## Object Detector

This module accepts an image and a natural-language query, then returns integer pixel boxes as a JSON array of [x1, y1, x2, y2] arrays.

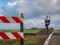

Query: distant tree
[[50, 27, 54, 30], [31, 27, 37, 30]]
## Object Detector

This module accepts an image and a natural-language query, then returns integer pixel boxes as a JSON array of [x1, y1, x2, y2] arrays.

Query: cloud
[[24, 18, 45, 29], [51, 15, 60, 22], [14, 0, 60, 18], [0, 2, 3, 8], [17, 0, 28, 8], [51, 0, 57, 6], [19, 0, 27, 3], [0, 8, 4, 14], [0, 2, 5, 15], [1, 0, 60, 16], [16, 0, 30, 13], [0, 8, 6, 15], [7, 1, 17, 8], [50, 23, 60, 30]]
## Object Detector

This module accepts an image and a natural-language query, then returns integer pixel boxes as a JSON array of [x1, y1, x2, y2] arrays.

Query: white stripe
[[6, 17, 16, 23], [5, 32, 16, 39], [43, 32, 54, 45], [0, 19, 4, 23], [0, 36, 3, 39], [18, 32, 23, 38]]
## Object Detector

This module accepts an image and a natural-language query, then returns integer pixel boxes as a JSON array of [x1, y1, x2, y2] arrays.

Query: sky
[[0, 0, 60, 30]]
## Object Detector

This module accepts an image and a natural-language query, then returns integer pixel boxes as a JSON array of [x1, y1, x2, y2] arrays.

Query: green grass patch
[[24, 30, 40, 33], [0, 30, 40, 34], [0, 30, 20, 32]]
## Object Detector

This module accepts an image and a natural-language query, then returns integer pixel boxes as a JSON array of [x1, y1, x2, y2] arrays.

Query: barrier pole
[[20, 23, 24, 45], [20, 13, 24, 45]]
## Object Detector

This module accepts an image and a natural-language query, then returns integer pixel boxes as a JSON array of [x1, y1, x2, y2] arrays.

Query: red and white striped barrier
[[0, 16, 23, 24], [0, 16, 23, 39], [0, 32, 23, 39]]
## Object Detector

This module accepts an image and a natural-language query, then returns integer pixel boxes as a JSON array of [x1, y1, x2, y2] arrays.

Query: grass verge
[[24, 36, 47, 45], [0, 39, 20, 45]]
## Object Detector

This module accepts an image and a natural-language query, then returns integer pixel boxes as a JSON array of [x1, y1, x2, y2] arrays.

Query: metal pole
[[20, 13, 24, 45], [46, 25, 48, 32], [20, 23, 24, 45], [20, 23, 23, 32]]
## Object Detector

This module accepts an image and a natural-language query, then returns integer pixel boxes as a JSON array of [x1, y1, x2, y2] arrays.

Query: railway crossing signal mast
[[44, 11, 50, 32]]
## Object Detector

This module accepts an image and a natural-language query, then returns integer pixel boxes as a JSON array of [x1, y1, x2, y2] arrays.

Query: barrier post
[[20, 13, 24, 45]]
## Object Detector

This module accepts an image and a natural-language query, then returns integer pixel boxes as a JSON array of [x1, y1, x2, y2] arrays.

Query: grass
[[0, 39, 20, 45], [24, 36, 47, 45], [24, 30, 40, 33], [0, 30, 40, 34], [0, 30, 20, 32], [38, 29, 54, 34]]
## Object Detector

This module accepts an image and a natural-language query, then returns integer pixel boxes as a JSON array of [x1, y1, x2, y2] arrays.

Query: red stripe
[[0, 32, 9, 39], [11, 32, 22, 39], [12, 17, 23, 24], [0, 16, 10, 23]]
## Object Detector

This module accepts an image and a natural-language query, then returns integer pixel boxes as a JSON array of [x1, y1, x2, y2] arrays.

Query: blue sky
[[0, 0, 60, 30]]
